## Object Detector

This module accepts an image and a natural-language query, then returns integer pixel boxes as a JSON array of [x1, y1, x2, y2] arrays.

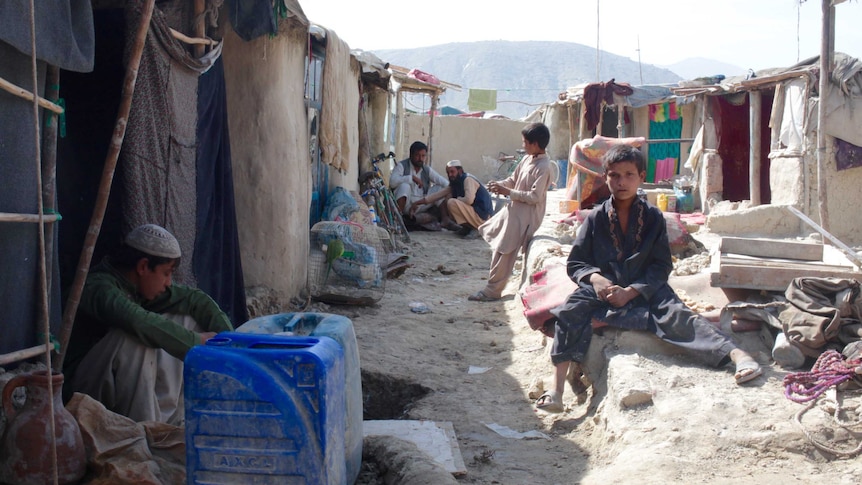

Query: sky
[[301, 0, 862, 71]]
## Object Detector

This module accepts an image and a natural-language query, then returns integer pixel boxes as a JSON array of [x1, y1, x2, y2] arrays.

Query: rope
[[793, 388, 862, 458], [784, 350, 862, 403], [785, 350, 862, 458]]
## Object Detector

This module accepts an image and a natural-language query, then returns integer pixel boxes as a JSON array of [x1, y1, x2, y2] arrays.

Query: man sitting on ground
[[412, 159, 494, 238], [389, 141, 451, 231], [64, 224, 233, 423]]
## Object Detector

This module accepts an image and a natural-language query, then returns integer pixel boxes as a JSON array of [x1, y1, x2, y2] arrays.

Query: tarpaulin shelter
[[0, 0, 323, 364]]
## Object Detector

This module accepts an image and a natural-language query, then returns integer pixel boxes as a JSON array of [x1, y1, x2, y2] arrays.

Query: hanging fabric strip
[[468, 88, 497, 112]]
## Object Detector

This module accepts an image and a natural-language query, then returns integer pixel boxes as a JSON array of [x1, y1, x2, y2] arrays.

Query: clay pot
[[1, 370, 87, 485]]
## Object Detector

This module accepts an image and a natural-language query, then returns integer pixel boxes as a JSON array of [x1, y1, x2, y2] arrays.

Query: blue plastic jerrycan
[[185, 333, 346, 485]]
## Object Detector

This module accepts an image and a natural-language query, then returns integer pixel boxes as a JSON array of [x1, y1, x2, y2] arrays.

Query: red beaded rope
[[784, 350, 862, 403]]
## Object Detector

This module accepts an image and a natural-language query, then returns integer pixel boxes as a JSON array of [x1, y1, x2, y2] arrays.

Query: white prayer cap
[[446, 160, 462, 168], [125, 224, 182, 258]]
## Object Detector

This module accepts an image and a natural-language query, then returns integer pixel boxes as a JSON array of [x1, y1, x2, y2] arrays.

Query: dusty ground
[[308, 189, 862, 485]]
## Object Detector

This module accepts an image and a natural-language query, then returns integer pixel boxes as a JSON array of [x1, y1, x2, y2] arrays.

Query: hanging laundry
[[654, 158, 676, 183], [468, 89, 497, 111], [582, 79, 634, 131], [647, 102, 683, 182], [668, 101, 679, 120]]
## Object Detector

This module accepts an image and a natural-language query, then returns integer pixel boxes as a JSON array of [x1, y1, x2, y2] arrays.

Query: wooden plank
[[718, 254, 852, 270], [719, 237, 823, 261], [0, 344, 51, 366], [363, 420, 467, 476], [787, 206, 862, 270], [0, 212, 60, 223], [711, 260, 862, 291]]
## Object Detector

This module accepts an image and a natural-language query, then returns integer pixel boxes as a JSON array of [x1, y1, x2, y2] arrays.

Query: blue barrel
[[556, 159, 568, 189], [185, 334, 346, 485], [237, 313, 362, 485]]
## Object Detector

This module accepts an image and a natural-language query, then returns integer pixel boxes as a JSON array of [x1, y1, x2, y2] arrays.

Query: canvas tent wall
[[0, 0, 317, 360], [0, 0, 95, 357], [56, 3, 248, 327]]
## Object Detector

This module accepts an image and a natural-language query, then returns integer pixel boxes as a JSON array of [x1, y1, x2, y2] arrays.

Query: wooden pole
[[41, 65, 60, 310], [815, 0, 833, 231], [0, 213, 61, 223], [0, 344, 53, 367], [55, 0, 156, 372], [0, 76, 64, 114], [597, 104, 605, 137], [395, 90, 405, 158], [748, 90, 762, 206], [428, 93, 438, 168], [170, 28, 216, 46], [193, 0, 206, 57], [578, 101, 586, 141], [26, 1, 58, 481], [616, 103, 624, 138]]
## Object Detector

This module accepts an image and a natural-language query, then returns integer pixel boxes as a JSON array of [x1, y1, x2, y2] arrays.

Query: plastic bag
[[324, 186, 360, 222]]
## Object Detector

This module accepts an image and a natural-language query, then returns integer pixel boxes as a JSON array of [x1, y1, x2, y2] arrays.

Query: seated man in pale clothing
[[411, 159, 494, 239], [389, 140, 451, 231], [63, 224, 233, 423]]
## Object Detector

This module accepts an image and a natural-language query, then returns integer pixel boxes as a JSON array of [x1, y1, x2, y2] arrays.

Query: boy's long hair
[[521, 123, 550, 150], [111, 243, 180, 271], [602, 145, 646, 174]]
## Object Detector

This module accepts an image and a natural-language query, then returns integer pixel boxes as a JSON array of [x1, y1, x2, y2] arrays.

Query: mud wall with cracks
[[402, 114, 527, 183], [223, 22, 311, 299], [820, 137, 862, 244]]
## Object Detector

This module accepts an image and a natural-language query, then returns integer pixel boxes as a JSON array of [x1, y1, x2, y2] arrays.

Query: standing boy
[[64, 224, 233, 423], [469, 122, 553, 301], [536, 145, 761, 412]]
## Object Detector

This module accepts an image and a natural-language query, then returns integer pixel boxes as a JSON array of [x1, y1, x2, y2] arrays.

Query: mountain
[[373, 41, 682, 120], [662, 57, 747, 81]]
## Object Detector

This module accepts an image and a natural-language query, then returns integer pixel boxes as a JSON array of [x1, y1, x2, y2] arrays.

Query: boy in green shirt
[[64, 224, 233, 423]]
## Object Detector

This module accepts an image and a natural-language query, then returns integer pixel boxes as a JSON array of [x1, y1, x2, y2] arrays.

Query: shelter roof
[[352, 49, 390, 90], [556, 52, 861, 108], [388, 64, 460, 95]]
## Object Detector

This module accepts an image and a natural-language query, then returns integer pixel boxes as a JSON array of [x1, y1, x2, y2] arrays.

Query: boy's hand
[[590, 273, 613, 299], [199, 332, 217, 344], [604, 286, 637, 307], [488, 181, 510, 196]]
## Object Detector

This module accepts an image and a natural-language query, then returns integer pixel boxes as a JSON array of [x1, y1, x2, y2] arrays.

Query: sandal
[[468, 291, 499, 302], [734, 357, 763, 385], [535, 391, 564, 413]]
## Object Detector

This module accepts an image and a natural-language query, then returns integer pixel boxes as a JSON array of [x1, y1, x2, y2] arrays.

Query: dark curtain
[[194, 56, 248, 326], [224, 0, 276, 41]]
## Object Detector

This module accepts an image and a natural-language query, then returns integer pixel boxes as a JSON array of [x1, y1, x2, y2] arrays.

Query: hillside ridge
[[373, 40, 683, 119]]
